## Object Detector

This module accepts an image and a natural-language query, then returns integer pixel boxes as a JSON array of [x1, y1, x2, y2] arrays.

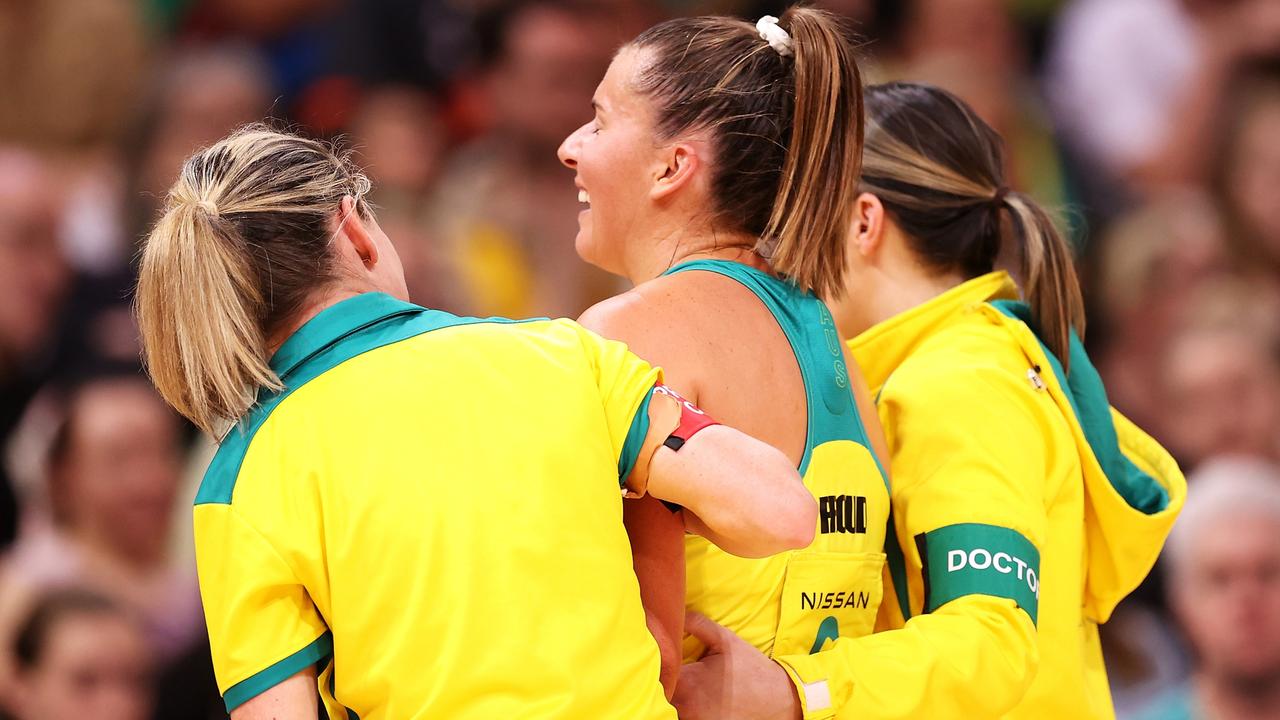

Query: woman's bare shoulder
[[578, 273, 734, 339], [577, 273, 759, 393]]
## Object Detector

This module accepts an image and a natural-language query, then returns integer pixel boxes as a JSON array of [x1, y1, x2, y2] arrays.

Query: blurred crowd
[[0, 0, 1277, 718]]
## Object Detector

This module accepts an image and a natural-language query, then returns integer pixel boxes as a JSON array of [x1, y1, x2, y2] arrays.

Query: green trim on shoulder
[[661, 259, 885, 491], [268, 293, 419, 379], [617, 386, 655, 485], [988, 300, 1168, 514], [223, 632, 333, 712], [196, 293, 539, 506]]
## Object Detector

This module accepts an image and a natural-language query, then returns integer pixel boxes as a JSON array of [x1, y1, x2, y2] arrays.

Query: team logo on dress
[[800, 590, 872, 610], [819, 494, 868, 534]]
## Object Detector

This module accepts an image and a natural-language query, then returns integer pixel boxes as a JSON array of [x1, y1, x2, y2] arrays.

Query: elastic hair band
[[756, 16, 794, 57]]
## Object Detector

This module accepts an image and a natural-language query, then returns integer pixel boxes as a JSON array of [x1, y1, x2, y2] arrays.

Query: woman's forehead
[[597, 48, 653, 119]]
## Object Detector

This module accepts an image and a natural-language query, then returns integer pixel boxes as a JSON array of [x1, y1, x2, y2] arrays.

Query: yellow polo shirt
[[776, 272, 1185, 720], [194, 292, 675, 719]]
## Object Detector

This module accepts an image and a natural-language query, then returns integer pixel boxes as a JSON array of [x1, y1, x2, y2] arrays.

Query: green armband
[[916, 523, 1040, 624]]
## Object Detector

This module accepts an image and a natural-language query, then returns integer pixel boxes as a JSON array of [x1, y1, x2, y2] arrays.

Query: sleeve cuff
[[223, 632, 333, 712], [775, 655, 838, 720], [617, 386, 655, 486]]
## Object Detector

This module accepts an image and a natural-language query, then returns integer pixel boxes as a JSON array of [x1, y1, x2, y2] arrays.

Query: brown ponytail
[[860, 82, 1086, 365], [629, 7, 863, 298], [1004, 192, 1086, 366], [135, 126, 373, 437], [766, 8, 865, 299]]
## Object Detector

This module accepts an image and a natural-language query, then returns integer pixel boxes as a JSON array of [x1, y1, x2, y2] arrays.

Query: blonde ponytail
[[135, 126, 372, 437], [136, 199, 279, 437]]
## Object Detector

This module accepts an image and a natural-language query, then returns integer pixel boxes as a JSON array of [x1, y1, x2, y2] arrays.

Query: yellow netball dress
[[665, 260, 890, 662], [193, 292, 677, 720]]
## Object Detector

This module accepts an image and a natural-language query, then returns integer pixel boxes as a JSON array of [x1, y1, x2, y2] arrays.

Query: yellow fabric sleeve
[[570, 321, 664, 486], [194, 503, 329, 711], [776, 364, 1048, 719], [1079, 409, 1186, 622]]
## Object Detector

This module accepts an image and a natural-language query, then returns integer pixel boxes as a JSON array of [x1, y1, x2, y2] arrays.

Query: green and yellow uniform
[[194, 292, 676, 719], [776, 272, 1186, 720], [666, 260, 890, 663]]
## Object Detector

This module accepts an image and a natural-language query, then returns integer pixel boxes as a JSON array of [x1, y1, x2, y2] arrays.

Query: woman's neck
[[831, 264, 965, 339], [265, 286, 364, 357], [625, 224, 766, 285], [874, 268, 966, 324]]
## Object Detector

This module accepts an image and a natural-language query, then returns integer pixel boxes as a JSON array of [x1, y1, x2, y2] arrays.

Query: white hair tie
[[756, 15, 794, 57]]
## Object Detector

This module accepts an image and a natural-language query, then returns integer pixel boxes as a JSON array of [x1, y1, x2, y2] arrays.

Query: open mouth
[[577, 188, 591, 205]]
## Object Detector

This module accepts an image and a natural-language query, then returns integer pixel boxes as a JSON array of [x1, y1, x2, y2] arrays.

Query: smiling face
[[557, 47, 666, 278]]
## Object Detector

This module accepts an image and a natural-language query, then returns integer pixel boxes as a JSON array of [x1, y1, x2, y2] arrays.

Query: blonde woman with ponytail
[[557, 7, 890, 699], [134, 126, 818, 720], [674, 83, 1188, 720]]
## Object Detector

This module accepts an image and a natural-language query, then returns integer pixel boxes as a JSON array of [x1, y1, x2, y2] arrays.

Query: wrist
[[770, 659, 804, 720]]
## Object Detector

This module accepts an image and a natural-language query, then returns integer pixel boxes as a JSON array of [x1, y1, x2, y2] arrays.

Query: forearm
[[625, 495, 687, 699], [651, 425, 815, 558], [775, 596, 1038, 720]]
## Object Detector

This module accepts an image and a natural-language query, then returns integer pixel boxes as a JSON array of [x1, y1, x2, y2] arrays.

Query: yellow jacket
[[776, 272, 1186, 720]]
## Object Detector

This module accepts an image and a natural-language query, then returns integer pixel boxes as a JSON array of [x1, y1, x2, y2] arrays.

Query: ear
[[850, 192, 887, 260], [335, 196, 378, 269], [649, 142, 701, 202]]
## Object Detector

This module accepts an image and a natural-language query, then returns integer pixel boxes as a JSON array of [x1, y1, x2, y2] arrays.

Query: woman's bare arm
[[625, 495, 687, 698]]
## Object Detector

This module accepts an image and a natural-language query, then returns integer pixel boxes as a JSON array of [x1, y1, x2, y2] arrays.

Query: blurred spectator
[[1, 589, 152, 720], [126, 45, 273, 243], [0, 0, 148, 153], [353, 86, 445, 196], [1136, 457, 1280, 720], [1104, 599, 1193, 719], [328, 0, 474, 92], [0, 377, 201, 703], [879, 0, 1074, 220], [1048, 0, 1280, 199], [350, 85, 460, 308], [0, 150, 71, 550], [195, 0, 337, 39], [1160, 314, 1280, 469], [1090, 191, 1232, 434], [1213, 63, 1280, 280], [368, 194, 461, 311], [428, 0, 635, 318]]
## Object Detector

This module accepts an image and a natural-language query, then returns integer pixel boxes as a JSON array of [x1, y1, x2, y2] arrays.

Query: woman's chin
[[573, 220, 598, 265]]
